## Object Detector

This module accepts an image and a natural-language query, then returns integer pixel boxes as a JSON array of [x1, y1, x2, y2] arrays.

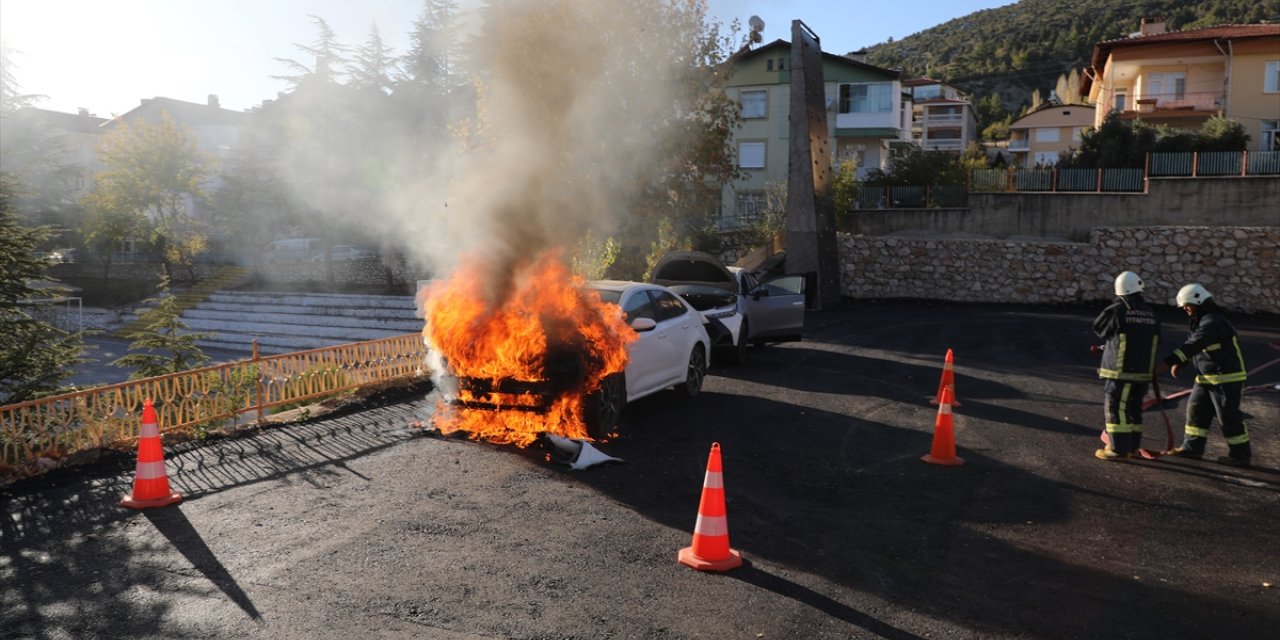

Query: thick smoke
[[267, 0, 694, 302]]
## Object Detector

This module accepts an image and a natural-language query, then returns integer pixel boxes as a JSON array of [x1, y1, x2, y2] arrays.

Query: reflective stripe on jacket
[[1093, 294, 1160, 382], [1164, 302, 1247, 386]]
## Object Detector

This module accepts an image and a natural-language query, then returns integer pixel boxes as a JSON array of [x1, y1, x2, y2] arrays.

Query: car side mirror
[[630, 317, 658, 332]]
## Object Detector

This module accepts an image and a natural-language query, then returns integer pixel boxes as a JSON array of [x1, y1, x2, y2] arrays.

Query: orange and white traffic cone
[[120, 399, 183, 509], [678, 443, 743, 572], [922, 386, 965, 466], [930, 349, 962, 407]]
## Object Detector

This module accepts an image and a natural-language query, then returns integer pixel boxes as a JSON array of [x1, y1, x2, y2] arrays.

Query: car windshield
[[665, 284, 735, 311]]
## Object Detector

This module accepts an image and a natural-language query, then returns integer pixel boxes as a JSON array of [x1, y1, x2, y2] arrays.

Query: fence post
[[253, 339, 264, 425], [1007, 167, 1015, 192], [1051, 168, 1059, 192], [1241, 150, 1248, 176], [1143, 152, 1151, 194], [1096, 167, 1103, 193], [1191, 151, 1198, 177]]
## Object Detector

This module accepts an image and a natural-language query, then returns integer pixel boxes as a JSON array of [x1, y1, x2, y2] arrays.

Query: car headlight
[[705, 309, 737, 320]]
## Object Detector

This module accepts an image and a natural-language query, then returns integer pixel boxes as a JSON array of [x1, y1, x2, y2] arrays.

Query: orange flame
[[421, 251, 635, 446]]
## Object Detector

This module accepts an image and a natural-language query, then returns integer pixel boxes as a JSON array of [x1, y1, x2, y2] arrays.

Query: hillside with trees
[[862, 0, 1277, 114]]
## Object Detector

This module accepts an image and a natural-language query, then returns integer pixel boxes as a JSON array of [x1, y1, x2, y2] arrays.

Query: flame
[[421, 251, 635, 446]]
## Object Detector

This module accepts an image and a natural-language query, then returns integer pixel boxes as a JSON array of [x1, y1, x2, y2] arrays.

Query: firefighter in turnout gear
[[1160, 284, 1251, 467], [1093, 271, 1161, 460]]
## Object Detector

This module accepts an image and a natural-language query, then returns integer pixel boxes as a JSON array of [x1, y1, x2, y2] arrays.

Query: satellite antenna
[[748, 15, 765, 42]]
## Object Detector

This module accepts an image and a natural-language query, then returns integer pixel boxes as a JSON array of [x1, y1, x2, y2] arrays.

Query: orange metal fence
[[0, 333, 429, 469]]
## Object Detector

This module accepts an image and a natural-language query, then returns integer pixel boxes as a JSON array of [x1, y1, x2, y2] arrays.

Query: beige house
[[1083, 20, 1280, 151], [1008, 104, 1097, 167]]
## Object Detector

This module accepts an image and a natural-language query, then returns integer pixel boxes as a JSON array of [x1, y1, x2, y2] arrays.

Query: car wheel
[[583, 373, 625, 440], [676, 346, 707, 398], [725, 319, 748, 364]]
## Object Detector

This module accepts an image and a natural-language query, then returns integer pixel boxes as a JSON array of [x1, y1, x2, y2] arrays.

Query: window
[[1035, 127, 1060, 143], [1266, 61, 1280, 93], [740, 90, 767, 119], [913, 85, 942, 100], [736, 191, 767, 221], [777, 58, 785, 70], [1148, 72, 1185, 99], [651, 290, 688, 322], [1113, 90, 1127, 112], [1034, 152, 1059, 167], [1263, 121, 1280, 151], [839, 82, 894, 114], [738, 141, 765, 168], [1073, 127, 1083, 142], [622, 291, 655, 324]]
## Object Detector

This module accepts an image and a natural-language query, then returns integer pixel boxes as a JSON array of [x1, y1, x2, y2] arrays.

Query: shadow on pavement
[[143, 509, 262, 621]]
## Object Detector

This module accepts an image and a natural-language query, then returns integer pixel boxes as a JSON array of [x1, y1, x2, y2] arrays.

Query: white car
[[651, 251, 805, 363], [580, 280, 712, 437], [434, 280, 711, 439]]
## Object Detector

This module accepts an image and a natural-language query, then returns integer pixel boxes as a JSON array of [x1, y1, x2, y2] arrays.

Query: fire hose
[[1141, 341, 1280, 409]]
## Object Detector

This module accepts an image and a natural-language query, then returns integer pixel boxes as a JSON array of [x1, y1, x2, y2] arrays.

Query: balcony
[[921, 139, 964, 151], [1118, 92, 1223, 122], [923, 113, 965, 125], [1007, 139, 1030, 151]]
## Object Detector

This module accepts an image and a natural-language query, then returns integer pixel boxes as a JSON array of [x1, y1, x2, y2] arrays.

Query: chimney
[[848, 49, 868, 64], [208, 94, 220, 108], [1140, 17, 1167, 36]]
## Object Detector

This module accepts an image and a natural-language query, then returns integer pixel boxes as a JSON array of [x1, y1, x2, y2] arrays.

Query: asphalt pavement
[[3, 300, 1278, 639]]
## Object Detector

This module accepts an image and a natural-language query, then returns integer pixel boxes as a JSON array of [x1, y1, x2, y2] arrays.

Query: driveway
[[3, 301, 1278, 639]]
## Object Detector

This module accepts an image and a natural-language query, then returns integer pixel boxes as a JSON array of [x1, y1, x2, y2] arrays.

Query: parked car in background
[[46, 248, 79, 264], [263, 238, 324, 263], [651, 251, 804, 363], [311, 245, 379, 262]]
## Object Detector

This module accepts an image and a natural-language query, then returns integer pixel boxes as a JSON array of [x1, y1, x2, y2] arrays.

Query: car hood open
[[650, 251, 738, 295]]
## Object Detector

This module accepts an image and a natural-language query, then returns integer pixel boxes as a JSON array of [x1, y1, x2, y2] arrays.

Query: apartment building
[[1007, 104, 1097, 167], [1084, 20, 1280, 151], [720, 40, 911, 226], [0, 107, 107, 202], [903, 78, 980, 154]]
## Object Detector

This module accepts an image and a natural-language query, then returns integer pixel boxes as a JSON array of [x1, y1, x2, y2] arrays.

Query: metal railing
[[971, 167, 1143, 193], [0, 333, 429, 470], [1149, 151, 1280, 177], [1133, 91, 1221, 112], [853, 184, 968, 209]]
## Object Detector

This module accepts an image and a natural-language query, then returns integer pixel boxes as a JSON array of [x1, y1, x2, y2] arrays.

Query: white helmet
[[1176, 283, 1212, 306], [1114, 271, 1144, 296]]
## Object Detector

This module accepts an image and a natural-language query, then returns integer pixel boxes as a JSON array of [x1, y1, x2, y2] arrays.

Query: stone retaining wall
[[838, 226, 1280, 314]]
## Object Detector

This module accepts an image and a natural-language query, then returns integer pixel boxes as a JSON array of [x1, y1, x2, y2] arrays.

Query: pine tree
[[0, 174, 86, 403], [112, 277, 209, 379], [347, 23, 398, 94]]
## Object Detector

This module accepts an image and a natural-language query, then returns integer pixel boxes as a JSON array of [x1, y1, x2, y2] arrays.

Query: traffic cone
[[678, 443, 743, 572], [922, 386, 965, 466], [120, 399, 183, 509], [930, 349, 961, 407]]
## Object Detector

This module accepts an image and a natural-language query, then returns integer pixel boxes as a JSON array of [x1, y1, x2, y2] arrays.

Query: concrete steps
[[113, 265, 251, 338], [126, 290, 423, 356]]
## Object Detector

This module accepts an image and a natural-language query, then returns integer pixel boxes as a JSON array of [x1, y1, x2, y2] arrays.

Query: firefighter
[[1093, 271, 1161, 461], [1160, 284, 1251, 467]]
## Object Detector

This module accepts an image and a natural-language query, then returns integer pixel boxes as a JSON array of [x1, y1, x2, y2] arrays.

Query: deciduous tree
[[87, 113, 211, 281]]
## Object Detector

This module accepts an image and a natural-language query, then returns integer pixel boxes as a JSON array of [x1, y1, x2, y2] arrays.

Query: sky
[[0, 0, 1015, 118]]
